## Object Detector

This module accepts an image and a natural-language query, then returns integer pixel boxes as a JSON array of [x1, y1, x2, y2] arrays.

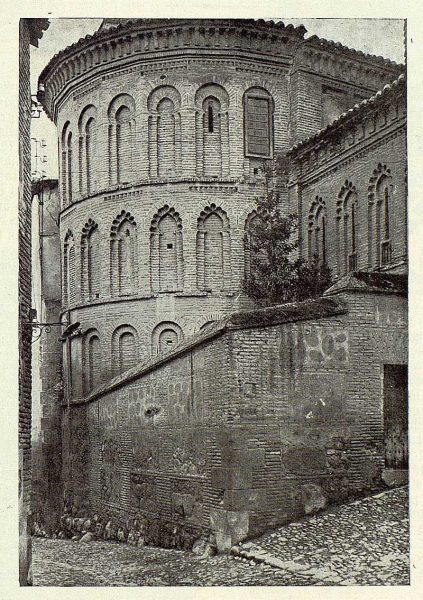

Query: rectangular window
[[245, 95, 272, 158]]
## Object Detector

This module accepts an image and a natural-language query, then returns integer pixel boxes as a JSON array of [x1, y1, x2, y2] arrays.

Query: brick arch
[[147, 85, 181, 112], [195, 84, 230, 178], [244, 208, 265, 278], [308, 196, 327, 264], [197, 204, 230, 229], [61, 121, 73, 206], [336, 181, 358, 276], [150, 206, 184, 293], [194, 83, 229, 110], [63, 229, 76, 306], [111, 324, 139, 376], [110, 211, 137, 297], [368, 163, 392, 204], [368, 164, 394, 269], [82, 327, 101, 395], [196, 205, 231, 292], [110, 210, 137, 235], [80, 219, 100, 302], [151, 321, 184, 355], [107, 94, 136, 185], [78, 105, 98, 195], [107, 93, 136, 120], [240, 79, 278, 99], [193, 312, 225, 333], [78, 104, 97, 133], [147, 86, 181, 179]]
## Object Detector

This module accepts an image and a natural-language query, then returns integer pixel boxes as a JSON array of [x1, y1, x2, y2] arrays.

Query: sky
[[30, 18, 405, 179]]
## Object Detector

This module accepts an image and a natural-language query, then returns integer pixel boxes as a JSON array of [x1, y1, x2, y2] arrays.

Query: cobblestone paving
[[237, 486, 409, 586], [33, 486, 409, 586]]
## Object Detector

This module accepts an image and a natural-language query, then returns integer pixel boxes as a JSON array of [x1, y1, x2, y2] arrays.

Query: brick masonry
[[31, 181, 63, 536], [19, 17, 49, 585], [288, 77, 406, 277], [36, 19, 403, 404], [60, 287, 407, 552], [34, 20, 407, 550]]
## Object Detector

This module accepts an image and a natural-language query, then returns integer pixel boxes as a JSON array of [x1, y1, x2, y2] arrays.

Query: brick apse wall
[[35, 20, 406, 548], [37, 19, 402, 403], [61, 283, 407, 552]]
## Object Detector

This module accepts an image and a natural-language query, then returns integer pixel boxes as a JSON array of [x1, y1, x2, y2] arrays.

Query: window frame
[[243, 89, 274, 159]]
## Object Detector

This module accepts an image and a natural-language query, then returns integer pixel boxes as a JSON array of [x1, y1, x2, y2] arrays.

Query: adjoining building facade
[[34, 19, 407, 551], [19, 17, 49, 585]]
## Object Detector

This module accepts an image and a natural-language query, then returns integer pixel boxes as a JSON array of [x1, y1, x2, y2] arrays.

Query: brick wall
[[36, 22, 401, 407], [289, 81, 406, 276], [31, 181, 63, 537], [19, 20, 33, 585], [61, 288, 407, 551]]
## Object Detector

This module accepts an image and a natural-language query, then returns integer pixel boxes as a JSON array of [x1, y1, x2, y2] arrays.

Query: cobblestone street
[[33, 486, 409, 586]]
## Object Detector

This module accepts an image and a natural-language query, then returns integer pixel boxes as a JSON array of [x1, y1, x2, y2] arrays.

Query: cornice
[[38, 18, 402, 122], [59, 177, 247, 220], [38, 19, 306, 121], [289, 75, 406, 161], [289, 122, 405, 189]]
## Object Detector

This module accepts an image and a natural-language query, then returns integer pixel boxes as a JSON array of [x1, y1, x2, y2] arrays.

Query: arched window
[[157, 98, 176, 178], [78, 105, 98, 195], [151, 321, 184, 355], [377, 178, 392, 267], [111, 325, 138, 376], [110, 211, 137, 297], [108, 94, 136, 185], [195, 84, 230, 178], [336, 182, 358, 275], [244, 209, 264, 278], [196, 205, 231, 292], [308, 197, 327, 264], [368, 164, 393, 268], [150, 206, 184, 292], [147, 86, 181, 179], [61, 122, 73, 206], [63, 230, 76, 305], [81, 219, 100, 301], [83, 328, 101, 394], [244, 87, 274, 158]]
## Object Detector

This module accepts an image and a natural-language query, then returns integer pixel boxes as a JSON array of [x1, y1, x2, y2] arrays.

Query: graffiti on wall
[[301, 327, 349, 366]]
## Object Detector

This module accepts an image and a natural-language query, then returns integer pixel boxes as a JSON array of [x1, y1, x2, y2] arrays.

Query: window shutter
[[245, 95, 272, 158]]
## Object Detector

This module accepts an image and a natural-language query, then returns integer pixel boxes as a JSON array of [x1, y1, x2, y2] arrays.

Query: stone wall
[[61, 283, 407, 552]]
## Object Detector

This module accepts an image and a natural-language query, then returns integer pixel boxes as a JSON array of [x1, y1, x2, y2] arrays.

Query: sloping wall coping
[[69, 295, 347, 407]]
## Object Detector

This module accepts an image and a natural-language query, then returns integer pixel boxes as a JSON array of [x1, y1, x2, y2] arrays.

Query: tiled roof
[[305, 34, 402, 70], [38, 18, 307, 84], [38, 18, 403, 88], [324, 271, 408, 297], [288, 74, 406, 156]]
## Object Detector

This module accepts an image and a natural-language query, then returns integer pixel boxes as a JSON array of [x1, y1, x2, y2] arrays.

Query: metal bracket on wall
[[24, 320, 69, 343]]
